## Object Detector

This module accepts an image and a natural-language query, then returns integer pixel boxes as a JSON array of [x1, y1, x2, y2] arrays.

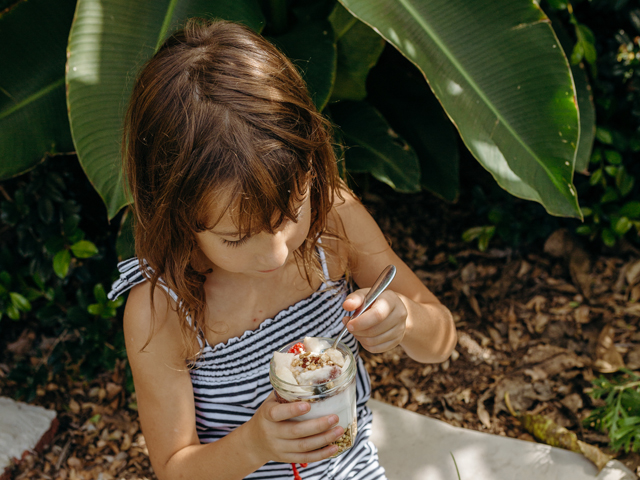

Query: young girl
[[108, 19, 456, 480]]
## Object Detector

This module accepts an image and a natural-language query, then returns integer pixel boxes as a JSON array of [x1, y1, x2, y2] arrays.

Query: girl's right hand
[[246, 392, 344, 464]]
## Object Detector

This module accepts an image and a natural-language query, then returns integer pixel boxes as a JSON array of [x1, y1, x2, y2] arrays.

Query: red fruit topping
[[288, 342, 305, 354]]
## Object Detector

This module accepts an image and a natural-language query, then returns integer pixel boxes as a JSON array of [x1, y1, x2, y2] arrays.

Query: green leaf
[[596, 127, 613, 145], [328, 4, 385, 101], [576, 224, 593, 235], [462, 226, 495, 251], [87, 303, 103, 316], [37, 197, 55, 224], [9, 292, 31, 312], [53, 249, 71, 279], [327, 1, 357, 38], [66, 0, 266, 219], [570, 41, 584, 65], [614, 217, 633, 236], [619, 201, 640, 219], [6, 304, 20, 320], [589, 168, 602, 186], [575, 24, 596, 65], [70, 240, 99, 259], [339, 0, 581, 218], [602, 228, 616, 247], [478, 228, 495, 252], [102, 306, 117, 318], [0, 0, 76, 180], [546, 0, 568, 10], [270, 20, 337, 111], [605, 150, 623, 165], [601, 187, 620, 204], [617, 167, 635, 197], [462, 227, 483, 242], [330, 100, 421, 192], [568, 58, 595, 172], [366, 50, 459, 201], [605, 166, 619, 177], [93, 283, 107, 304]]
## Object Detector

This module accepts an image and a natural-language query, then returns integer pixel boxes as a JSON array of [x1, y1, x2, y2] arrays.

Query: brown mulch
[[3, 187, 640, 479]]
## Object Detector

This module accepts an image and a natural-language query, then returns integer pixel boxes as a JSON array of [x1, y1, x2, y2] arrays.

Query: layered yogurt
[[269, 337, 357, 456]]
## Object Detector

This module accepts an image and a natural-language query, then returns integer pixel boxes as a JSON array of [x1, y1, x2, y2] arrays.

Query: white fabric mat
[[368, 399, 636, 480]]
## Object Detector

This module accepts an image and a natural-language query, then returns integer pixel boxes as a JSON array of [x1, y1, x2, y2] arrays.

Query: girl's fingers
[[359, 337, 402, 354], [282, 415, 340, 440], [342, 289, 368, 312], [265, 400, 311, 423], [284, 425, 344, 454]]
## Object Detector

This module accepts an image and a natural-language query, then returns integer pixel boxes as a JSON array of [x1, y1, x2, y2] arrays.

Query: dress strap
[[107, 257, 205, 350], [316, 238, 331, 281], [107, 258, 148, 301]]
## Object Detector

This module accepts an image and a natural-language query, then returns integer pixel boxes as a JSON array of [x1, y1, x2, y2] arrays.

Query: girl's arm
[[124, 283, 341, 480], [332, 191, 457, 364]]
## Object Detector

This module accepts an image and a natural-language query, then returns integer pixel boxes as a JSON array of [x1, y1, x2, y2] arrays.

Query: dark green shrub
[[551, 0, 640, 247], [464, 1, 640, 251], [0, 156, 126, 400]]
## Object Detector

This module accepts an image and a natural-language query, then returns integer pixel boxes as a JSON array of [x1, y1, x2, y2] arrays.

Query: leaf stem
[[613, 380, 640, 392]]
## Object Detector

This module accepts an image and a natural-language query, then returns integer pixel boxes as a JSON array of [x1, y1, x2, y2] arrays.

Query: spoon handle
[[331, 265, 397, 349]]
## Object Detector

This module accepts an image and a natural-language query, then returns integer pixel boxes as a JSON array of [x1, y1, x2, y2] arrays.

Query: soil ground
[[3, 183, 640, 479]]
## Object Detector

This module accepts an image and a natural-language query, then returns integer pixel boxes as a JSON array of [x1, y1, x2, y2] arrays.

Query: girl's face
[[194, 192, 312, 276]]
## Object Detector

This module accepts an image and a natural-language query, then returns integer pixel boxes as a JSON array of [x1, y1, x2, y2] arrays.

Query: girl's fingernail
[[328, 415, 339, 425], [299, 403, 309, 412]]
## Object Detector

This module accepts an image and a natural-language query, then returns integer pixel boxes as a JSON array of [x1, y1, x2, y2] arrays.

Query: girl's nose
[[259, 230, 289, 267]]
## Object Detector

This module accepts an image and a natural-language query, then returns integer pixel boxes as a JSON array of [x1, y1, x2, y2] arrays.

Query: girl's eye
[[222, 236, 249, 248]]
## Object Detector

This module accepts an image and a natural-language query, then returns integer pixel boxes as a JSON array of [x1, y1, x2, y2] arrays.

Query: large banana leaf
[[328, 4, 385, 102], [339, 0, 582, 218], [330, 100, 421, 192], [548, 11, 595, 174], [66, 0, 265, 219], [367, 49, 460, 201], [0, 0, 76, 180], [269, 19, 337, 111]]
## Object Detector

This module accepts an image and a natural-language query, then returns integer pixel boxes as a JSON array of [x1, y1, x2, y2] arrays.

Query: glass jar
[[269, 337, 358, 457]]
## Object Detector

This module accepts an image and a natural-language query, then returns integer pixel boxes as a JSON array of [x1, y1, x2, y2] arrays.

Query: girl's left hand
[[341, 290, 408, 353]]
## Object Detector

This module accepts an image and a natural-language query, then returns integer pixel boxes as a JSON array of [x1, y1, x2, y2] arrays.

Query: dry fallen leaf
[[594, 324, 625, 373], [477, 391, 492, 429]]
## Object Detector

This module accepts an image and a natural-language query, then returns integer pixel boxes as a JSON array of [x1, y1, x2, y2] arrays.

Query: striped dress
[[108, 249, 387, 480]]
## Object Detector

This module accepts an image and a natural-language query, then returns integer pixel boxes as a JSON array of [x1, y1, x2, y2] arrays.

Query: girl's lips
[[258, 267, 279, 273]]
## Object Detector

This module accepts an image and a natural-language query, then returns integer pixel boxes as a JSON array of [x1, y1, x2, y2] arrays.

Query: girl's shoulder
[[123, 281, 187, 368], [324, 187, 391, 277]]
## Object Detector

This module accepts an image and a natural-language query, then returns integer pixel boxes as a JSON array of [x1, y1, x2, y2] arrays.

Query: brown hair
[[123, 18, 345, 361]]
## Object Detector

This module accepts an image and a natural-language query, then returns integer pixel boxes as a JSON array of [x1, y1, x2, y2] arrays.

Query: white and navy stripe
[[109, 249, 387, 480]]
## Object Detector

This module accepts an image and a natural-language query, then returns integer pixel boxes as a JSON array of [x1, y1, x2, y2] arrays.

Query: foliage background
[[1, 0, 640, 454]]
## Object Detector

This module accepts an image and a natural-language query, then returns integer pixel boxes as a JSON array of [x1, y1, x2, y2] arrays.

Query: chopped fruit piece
[[288, 342, 305, 354]]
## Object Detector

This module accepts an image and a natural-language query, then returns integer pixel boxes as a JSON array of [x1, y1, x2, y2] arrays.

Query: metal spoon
[[329, 264, 397, 350]]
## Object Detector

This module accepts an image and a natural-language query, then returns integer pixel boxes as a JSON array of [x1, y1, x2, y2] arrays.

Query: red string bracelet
[[291, 462, 308, 480]]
